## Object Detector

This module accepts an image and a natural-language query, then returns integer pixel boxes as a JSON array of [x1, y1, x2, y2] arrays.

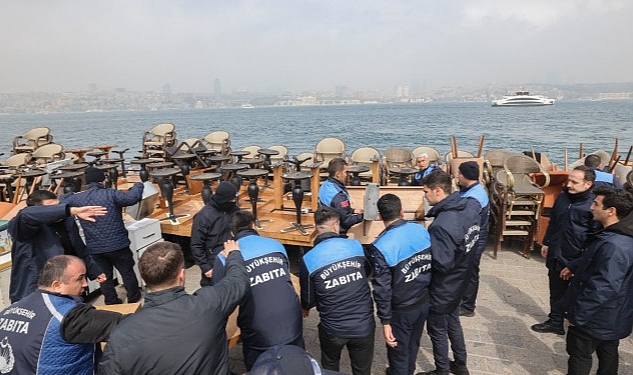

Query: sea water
[[1, 101, 631, 165]]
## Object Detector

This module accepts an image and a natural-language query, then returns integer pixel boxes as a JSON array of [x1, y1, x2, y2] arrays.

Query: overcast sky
[[1, 0, 631, 94]]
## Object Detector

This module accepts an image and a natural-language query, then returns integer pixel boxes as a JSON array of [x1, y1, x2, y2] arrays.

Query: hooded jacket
[[61, 182, 144, 254], [565, 212, 633, 340], [542, 187, 598, 270], [426, 192, 480, 314]]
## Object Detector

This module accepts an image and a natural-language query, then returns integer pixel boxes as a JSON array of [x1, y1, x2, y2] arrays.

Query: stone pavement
[[97, 242, 633, 374]]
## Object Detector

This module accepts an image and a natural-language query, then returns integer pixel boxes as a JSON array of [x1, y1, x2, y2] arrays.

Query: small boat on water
[[491, 91, 555, 107]]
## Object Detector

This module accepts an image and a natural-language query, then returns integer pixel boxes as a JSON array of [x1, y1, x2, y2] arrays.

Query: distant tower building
[[403, 85, 410, 97], [335, 86, 350, 98], [163, 83, 172, 96], [214, 78, 222, 99], [395, 85, 404, 98]]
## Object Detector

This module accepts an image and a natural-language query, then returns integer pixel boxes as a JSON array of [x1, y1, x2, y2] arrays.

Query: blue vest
[[460, 183, 489, 209], [0, 291, 94, 375], [304, 237, 364, 275], [318, 179, 350, 207], [373, 221, 431, 267]]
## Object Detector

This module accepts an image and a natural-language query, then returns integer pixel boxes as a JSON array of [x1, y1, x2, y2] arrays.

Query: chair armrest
[[13, 135, 26, 147], [532, 171, 550, 189]]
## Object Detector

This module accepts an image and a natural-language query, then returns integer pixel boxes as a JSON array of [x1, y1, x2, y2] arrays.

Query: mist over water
[[1, 101, 631, 165]]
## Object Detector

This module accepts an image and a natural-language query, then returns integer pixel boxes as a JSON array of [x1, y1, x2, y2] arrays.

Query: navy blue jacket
[[0, 290, 122, 375], [61, 182, 144, 254], [411, 164, 441, 186], [190, 199, 240, 273], [460, 182, 490, 256], [8, 204, 101, 303], [565, 212, 633, 340], [100, 251, 249, 375], [542, 187, 598, 270], [318, 177, 363, 234], [369, 219, 432, 324], [300, 232, 374, 338], [426, 192, 480, 314], [213, 230, 302, 352]]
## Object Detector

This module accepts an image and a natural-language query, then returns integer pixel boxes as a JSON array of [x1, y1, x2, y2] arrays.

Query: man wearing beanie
[[190, 181, 240, 286], [456, 161, 489, 317], [61, 166, 144, 304]]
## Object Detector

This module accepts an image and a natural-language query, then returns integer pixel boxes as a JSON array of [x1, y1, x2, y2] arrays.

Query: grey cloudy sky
[[1, 0, 631, 93]]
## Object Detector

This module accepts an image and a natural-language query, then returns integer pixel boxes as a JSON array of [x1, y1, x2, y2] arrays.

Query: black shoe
[[127, 295, 142, 303], [449, 361, 470, 375], [105, 298, 123, 305], [416, 370, 449, 375], [531, 320, 565, 335], [460, 307, 475, 317]]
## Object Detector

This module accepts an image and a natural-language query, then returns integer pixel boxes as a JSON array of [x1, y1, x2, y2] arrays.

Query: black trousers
[[548, 264, 570, 326], [93, 247, 141, 304], [427, 306, 467, 371], [566, 326, 619, 375], [318, 325, 374, 375], [386, 302, 429, 375], [461, 247, 485, 312]]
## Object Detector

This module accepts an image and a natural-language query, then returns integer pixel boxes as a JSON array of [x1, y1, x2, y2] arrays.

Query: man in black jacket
[[300, 206, 375, 375], [369, 194, 432, 375], [418, 171, 480, 375], [9, 190, 107, 303], [0, 255, 123, 375], [190, 181, 240, 286], [99, 240, 249, 375], [532, 166, 597, 336], [564, 186, 633, 374]]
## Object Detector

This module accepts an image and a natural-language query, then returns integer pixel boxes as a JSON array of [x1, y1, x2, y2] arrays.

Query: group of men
[[532, 158, 633, 375]]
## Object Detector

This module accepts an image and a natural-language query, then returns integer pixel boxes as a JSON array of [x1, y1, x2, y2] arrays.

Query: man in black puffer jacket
[[61, 167, 143, 305], [190, 181, 240, 286], [564, 186, 633, 375]]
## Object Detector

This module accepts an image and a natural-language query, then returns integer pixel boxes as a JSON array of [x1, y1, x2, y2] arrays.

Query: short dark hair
[[594, 185, 633, 219], [139, 242, 184, 288], [327, 158, 347, 177], [421, 170, 452, 194], [27, 190, 57, 206], [314, 206, 340, 226], [573, 165, 596, 183], [584, 154, 602, 168], [377, 193, 402, 221], [230, 210, 255, 235], [38, 255, 80, 287]]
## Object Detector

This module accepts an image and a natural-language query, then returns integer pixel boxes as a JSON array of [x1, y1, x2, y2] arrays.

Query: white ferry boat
[[492, 91, 555, 107]]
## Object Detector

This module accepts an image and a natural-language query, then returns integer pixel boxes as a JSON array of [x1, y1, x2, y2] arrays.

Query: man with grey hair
[[411, 153, 441, 186], [0, 255, 124, 375]]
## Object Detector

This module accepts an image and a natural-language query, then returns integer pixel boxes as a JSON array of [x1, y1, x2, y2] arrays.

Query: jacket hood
[[426, 192, 466, 218], [606, 210, 633, 238]]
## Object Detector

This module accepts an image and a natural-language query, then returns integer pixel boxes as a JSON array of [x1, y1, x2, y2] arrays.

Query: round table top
[[197, 149, 218, 156], [170, 153, 197, 160], [51, 171, 83, 179], [66, 148, 92, 154], [189, 172, 222, 181], [229, 151, 250, 157], [242, 158, 263, 166], [91, 144, 118, 150], [147, 161, 174, 169], [96, 163, 118, 171], [237, 168, 268, 178], [110, 148, 130, 154], [389, 167, 418, 175], [59, 163, 89, 171], [150, 167, 181, 178], [103, 158, 124, 163], [130, 158, 156, 165], [282, 171, 312, 181], [86, 151, 108, 158], [221, 163, 248, 171], [347, 165, 370, 174], [208, 155, 231, 162], [257, 148, 280, 157], [20, 169, 48, 178]]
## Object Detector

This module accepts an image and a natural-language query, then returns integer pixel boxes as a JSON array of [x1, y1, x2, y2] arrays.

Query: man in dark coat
[[190, 181, 240, 286], [61, 166, 143, 304], [532, 166, 598, 336], [8, 190, 107, 303], [318, 158, 364, 235], [418, 170, 480, 375], [411, 153, 441, 186], [1, 255, 123, 375], [99, 240, 249, 375], [563, 186, 633, 375], [301, 206, 375, 375]]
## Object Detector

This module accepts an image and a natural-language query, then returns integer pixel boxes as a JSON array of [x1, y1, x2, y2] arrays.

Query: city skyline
[[1, 1, 632, 94]]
